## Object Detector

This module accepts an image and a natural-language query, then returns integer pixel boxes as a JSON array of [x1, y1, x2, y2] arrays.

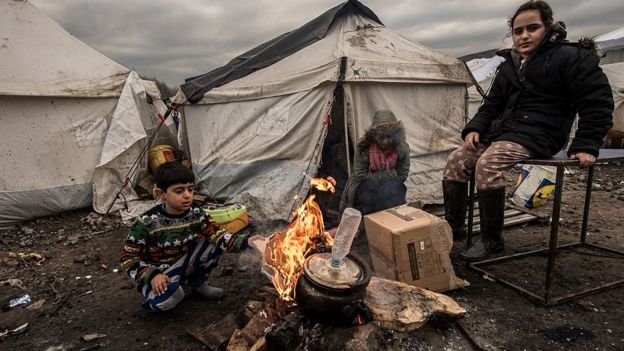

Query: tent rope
[[286, 94, 336, 220], [104, 102, 177, 215]]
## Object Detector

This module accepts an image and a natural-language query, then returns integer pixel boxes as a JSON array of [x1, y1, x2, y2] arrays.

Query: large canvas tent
[[175, 0, 472, 221], [0, 0, 159, 226], [596, 26, 624, 65]]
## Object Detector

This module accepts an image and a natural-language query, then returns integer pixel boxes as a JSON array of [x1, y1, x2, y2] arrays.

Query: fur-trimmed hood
[[577, 36, 598, 56], [357, 122, 406, 150]]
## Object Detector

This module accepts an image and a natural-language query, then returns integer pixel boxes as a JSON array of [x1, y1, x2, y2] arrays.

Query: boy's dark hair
[[154, 161, 195, 191], [509, 0, 554, 31]]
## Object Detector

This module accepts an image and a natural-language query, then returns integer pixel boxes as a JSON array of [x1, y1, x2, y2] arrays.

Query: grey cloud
[[29, 0, 624, 85]]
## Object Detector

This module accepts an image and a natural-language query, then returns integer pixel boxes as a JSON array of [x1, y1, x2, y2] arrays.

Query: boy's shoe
[[228, 231, 251, 252], [192, 282, 224, 300]]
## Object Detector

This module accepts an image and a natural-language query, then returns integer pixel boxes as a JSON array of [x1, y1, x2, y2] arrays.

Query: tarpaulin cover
[[181, 0, 381, 103]]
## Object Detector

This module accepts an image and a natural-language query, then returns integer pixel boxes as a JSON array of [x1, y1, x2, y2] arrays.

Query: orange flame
[[310, 176, 336, 193], [264, 177, 335, 301]]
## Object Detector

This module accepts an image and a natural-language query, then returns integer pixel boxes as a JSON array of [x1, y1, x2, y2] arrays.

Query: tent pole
[[344, 96, 351, 177], [338, 56, 351, 177]]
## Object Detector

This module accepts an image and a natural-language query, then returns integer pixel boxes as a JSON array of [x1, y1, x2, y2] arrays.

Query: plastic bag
[[512, 165, 556, 208]]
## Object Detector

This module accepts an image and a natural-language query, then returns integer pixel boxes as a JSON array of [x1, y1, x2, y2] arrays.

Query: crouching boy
[[120, 162, 248, 312]]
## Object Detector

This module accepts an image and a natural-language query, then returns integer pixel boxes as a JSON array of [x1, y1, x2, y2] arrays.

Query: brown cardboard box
[[364, 205, 468, 292]]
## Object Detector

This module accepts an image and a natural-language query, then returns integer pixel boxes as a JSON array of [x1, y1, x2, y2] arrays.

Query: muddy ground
[[1, 163, 624, 350]]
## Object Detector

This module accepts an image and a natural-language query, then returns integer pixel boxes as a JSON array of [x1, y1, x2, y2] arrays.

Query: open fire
[[264, 176, 336, 301]]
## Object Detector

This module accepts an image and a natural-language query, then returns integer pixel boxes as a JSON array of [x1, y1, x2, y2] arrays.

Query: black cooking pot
[[295, 253, 371, 324]]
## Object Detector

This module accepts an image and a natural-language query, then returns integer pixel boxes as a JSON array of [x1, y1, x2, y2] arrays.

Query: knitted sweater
[[120, 205, 232, 284]]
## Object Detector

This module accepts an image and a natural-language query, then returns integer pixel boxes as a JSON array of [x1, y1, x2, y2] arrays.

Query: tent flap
[[185, 86, 334, 220]]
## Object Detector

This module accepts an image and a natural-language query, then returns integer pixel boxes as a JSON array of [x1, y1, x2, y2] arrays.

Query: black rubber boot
[[461, 187, 506, 261], [442, 180, 468, 241]]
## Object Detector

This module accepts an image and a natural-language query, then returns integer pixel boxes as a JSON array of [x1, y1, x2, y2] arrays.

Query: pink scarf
[[369, 143, 398, 172]]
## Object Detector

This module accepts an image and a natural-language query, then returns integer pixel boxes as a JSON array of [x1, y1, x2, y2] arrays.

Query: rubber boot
[[192, 282, 225, 300], [442, 180, 468, 241], [461, 187, 506, 261]]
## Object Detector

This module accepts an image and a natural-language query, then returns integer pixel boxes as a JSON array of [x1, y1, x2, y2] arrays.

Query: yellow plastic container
[[203, 205, 249, 234], [149, 144, 176, 174]]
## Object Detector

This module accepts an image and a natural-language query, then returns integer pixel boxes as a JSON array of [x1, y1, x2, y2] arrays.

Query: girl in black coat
[[443, 0, 613, 261]]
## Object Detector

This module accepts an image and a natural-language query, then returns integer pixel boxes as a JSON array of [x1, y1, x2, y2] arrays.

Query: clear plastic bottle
[[330, 207, 362, 268]]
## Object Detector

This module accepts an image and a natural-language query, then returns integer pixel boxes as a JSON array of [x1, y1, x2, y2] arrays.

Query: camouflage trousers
[[443, 141, 534, 190]]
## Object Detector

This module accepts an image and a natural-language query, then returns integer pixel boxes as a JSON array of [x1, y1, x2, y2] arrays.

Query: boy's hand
[[151, 274, 170, 296]]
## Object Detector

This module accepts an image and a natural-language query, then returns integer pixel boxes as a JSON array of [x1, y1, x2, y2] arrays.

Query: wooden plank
[[186, 313, 239, 350]]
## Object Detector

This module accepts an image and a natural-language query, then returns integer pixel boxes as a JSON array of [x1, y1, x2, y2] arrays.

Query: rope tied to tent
[[287, 94, 337, 220], [105, 101, 178, 215]]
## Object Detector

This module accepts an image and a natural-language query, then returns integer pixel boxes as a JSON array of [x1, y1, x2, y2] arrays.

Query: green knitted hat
[[371, 110, 398, 127]]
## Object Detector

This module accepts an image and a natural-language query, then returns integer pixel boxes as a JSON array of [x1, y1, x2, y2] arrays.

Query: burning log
[[364, 276, 466, 332], [264, 310, 305, 350]]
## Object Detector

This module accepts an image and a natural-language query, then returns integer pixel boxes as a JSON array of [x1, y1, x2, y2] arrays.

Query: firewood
[[186, 313, 239, 349], [264, 311, 303, 350], [253, 285, 279, 300], [249, 336, 266, 351], [239, 300, 265, 326], [364, 276, 466, 332], [226, 329, 249, 351], [240, 309, 276, 345]]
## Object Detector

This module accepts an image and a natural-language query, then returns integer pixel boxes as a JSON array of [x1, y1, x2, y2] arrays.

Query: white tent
[[602, 62, 624, 130], [175, 0, 471, 221], [0, 0, 160, 226], [465, 55, 504, 118], [596, 26, 624, 64]]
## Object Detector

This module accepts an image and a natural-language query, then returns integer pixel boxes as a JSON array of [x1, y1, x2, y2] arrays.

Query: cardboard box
[[364, 205, 468, 292]]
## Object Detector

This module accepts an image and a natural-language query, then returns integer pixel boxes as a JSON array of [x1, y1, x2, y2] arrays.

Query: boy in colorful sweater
[[120, 162, 248, 312]]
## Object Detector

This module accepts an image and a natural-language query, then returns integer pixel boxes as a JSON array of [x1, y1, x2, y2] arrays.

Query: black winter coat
[[463, 25, 613, 158]]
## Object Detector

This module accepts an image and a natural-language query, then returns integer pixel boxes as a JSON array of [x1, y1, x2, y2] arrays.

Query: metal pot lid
[[303, 253, 363, 290]]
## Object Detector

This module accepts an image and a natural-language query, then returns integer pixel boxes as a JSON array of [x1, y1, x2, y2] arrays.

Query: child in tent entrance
[[120, 162, 249, 312], [340, 110, 411, 215]]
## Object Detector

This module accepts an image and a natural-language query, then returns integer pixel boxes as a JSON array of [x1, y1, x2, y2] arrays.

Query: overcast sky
[[29, 0, 624, 86]]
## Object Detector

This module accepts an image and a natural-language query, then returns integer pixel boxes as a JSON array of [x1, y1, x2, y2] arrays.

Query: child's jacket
[[120, 205, 233, 284]]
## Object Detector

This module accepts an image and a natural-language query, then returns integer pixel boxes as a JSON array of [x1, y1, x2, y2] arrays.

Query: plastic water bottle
[[330, 208, 362, 268]]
